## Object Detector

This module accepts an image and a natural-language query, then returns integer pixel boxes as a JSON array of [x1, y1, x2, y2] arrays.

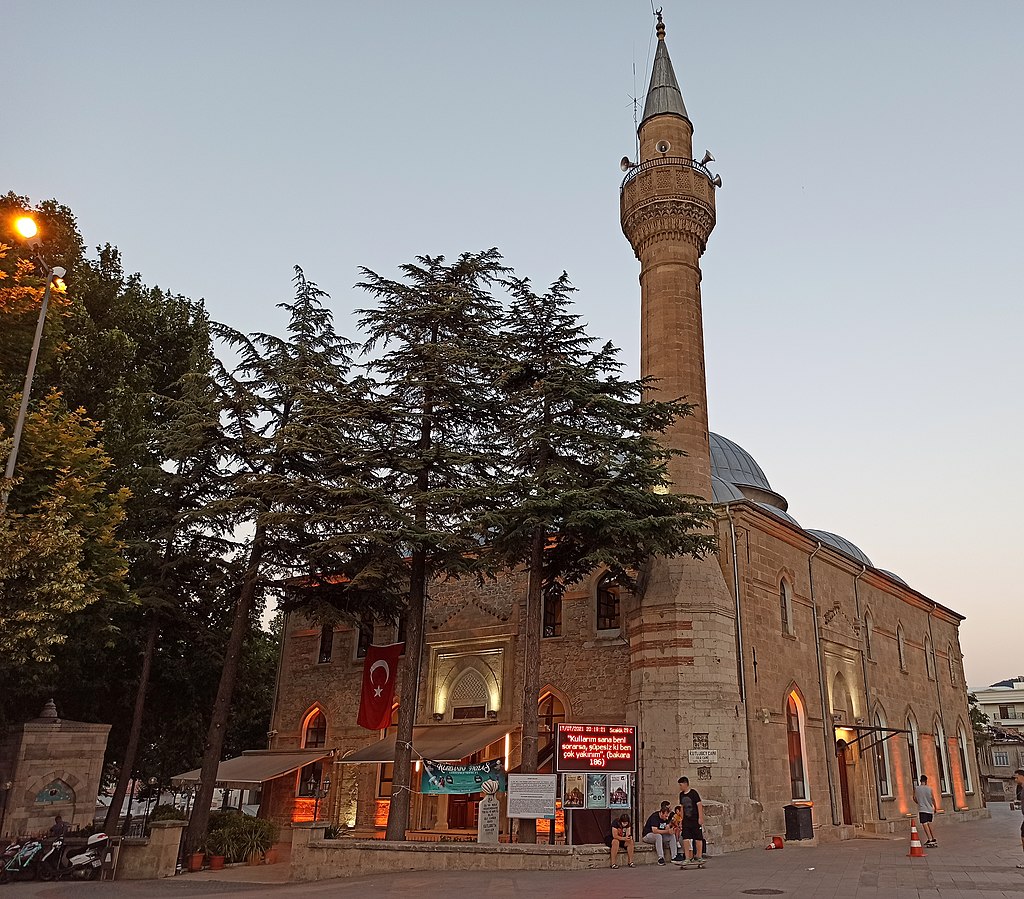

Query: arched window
[[303, 710, 327, 749], [897, 624, 907, 671], [934, 719, 950, 795], [924, 635, 935, 680], [947, 644, 957, 687], [780, 579, 794, 636], [298, 709, 327, 798], [356, 615, 373, 659], [596, 572, 621, 632], [448, 669, 489, 720], [874, 710, 892, 797], [378, 704, 400, 798], [907, 714, 921, 784], [786, 691, 809, 801], [957, 724, 973, 794], [864, 612, 874, 660], [538, 693, 566, 759], [317, 624, 334, 664]]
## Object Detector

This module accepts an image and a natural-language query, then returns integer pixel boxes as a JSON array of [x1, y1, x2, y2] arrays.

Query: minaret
[[621, 13, 760, 849]]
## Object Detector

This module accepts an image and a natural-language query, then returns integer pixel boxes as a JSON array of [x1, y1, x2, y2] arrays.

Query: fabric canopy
[[340, 724, 512, 764], [171, 749, 333, 790]]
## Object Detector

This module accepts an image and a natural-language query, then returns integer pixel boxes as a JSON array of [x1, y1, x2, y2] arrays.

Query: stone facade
[[265, 14, 984, 854], [0, 700, 110, 839]]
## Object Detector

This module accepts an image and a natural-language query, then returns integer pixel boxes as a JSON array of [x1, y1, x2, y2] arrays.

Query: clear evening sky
[[5, 1, 1022, 689]]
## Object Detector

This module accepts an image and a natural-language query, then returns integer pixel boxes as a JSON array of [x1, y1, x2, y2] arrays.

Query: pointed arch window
[[957, 724, 973, 794], [596, 573, 621, 632], [356, 615, 374, 659], [780, 579, 794, 636], [864, 612, 874, 660], [934, 719, 950, 795], [543, 584, 563, 638], [907, 715, 921, 785], [924, 635, 935, 680], [786, 691, 809, 801], [948, 644, 957, 687], [874, 710, 892, 797], [897, 624, 907, 671], [538, 692, 566, 759], [298, 709, 327, 798], [302, 710, 327, 749]]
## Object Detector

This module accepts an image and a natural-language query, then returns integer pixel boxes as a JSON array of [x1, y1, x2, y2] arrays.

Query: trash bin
[[784, 804, 813, 841]]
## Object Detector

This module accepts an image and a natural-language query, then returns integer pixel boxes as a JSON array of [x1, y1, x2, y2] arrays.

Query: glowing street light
[[1, 214, 67, 517]]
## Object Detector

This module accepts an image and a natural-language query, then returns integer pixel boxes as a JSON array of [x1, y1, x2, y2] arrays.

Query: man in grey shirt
[[913, 775, 937, 847]]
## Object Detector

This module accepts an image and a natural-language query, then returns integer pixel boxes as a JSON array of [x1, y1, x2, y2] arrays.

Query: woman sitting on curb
[[610, 813, 635, 868]]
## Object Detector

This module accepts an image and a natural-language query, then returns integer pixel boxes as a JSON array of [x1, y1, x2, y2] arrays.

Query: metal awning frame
[[836, 724, 909, 754]]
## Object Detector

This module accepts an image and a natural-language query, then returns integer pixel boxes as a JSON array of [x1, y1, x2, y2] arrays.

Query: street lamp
[[1, 214, 67, 517], [306, 775, 331, 821]]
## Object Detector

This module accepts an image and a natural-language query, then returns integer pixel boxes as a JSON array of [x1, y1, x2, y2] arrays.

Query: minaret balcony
[[620, 156, 717, 257]]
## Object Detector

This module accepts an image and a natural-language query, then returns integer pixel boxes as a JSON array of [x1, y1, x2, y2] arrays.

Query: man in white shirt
[[913, 775, 937, 847]]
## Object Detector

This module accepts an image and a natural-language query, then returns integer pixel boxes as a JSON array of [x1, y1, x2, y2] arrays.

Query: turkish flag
[[357, 643, 403, 730]]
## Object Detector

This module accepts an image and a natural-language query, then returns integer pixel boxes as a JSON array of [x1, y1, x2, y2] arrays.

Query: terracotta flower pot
[[187, 852, 204, 872], [208, 855, 226, 871]]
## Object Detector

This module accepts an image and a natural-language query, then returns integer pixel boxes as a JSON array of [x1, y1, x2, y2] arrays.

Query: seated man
[[609, 813, 635, 868], [642, 806, 678, 865]]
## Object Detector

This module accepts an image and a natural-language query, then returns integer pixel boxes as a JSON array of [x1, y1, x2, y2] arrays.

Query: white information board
[[507, 774, 557, 819], [688, 749, 718, 764]]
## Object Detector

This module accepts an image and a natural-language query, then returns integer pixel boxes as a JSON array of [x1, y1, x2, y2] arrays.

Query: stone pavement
[[8, 804, 1024, 898]]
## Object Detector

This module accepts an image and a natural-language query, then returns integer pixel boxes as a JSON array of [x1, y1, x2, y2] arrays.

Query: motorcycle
[[37, 832, 109, 881], [0, 838, 44, 883]]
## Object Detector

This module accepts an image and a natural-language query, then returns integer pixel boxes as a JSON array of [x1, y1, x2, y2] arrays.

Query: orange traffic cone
[[907, 819, 927, 858]]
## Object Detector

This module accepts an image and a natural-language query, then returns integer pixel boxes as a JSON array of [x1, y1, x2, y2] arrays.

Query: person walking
[[914, 775, 938, 847], [677, 776, 706, 865], [1015, 769, 1024, 869], [609, 813, 635, 868], [642, 806, 679, 865]]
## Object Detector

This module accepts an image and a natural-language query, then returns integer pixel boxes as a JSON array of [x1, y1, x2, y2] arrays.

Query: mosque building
[[259, 16, 983, 849]]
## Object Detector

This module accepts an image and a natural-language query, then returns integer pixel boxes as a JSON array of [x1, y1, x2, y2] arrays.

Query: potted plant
[[205, 828, 231, 870], [236, 817, 279, 865]]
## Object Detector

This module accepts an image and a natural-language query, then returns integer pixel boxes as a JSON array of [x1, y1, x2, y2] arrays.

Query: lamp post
[[1, 215, 67, 518], [306, 775, 331, 822]]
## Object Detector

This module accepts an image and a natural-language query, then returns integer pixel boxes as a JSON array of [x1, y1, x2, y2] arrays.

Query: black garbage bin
[[784, 804, 813, 841]]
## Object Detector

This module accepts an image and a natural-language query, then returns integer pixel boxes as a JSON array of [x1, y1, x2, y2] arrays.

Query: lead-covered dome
[[709, 433, 788, 511], [805, 529, 873, 567]]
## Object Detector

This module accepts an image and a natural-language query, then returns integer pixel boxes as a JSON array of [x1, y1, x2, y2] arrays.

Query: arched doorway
[[835, 739, 853, 825]]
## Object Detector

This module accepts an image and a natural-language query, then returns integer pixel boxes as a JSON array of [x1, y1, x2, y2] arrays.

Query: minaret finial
[[655, 8, 665, 40]]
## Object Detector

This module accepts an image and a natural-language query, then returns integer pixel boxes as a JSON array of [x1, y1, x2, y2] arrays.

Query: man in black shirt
[[642, 806, 678, 865], [677, 776, 705, 865]]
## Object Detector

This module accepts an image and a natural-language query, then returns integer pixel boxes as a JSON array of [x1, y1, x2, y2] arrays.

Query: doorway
[[835, 739, 853, 825]]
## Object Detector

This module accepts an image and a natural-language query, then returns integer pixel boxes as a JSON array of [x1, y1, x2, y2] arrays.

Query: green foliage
[[149, 804, 188, 823], [486, 272, 717, 588], [969, 693, 992, 749], [0, 392, 130, 666], [205, 813, 278, 862]]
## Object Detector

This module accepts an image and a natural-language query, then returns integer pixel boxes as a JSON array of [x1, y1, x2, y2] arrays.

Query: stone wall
[[114, 821, 185, 880]]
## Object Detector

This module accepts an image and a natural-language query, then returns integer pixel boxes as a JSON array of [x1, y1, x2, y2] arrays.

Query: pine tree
[[355, 250, 509, 840], [184, 266, 381, 849], [487, 273, 717, 843]]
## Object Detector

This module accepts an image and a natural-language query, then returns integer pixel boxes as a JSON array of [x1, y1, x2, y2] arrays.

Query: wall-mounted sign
[[421, 758, 505, 794], [688, 749, 718, 764], [555, 724, 637, 772], [507, 774, 556, 819]]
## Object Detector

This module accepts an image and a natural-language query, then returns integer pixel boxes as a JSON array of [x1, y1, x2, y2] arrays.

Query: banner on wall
[[420, 758, 506, 795]]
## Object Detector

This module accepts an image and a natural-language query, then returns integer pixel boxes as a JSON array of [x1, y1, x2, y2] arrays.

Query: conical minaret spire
[[641, 12, 689, 126]]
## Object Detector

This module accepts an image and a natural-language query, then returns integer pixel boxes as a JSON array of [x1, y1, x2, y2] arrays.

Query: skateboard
[[671, 859, 705, 868]]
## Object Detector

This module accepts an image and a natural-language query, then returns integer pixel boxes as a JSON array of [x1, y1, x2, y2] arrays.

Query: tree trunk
[[184, 525, 266, 850], [516, 525, 547, 845], [385, 369, 434, 842], [104, 616, 158, 834], [384, 548, 426, 841]]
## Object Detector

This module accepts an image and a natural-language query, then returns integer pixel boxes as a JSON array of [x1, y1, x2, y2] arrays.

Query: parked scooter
[[37, 832, 109, 881], [0, 838, 44, 883]]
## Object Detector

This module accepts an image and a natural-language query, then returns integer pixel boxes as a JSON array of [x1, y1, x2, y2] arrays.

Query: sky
[[5, 1, 1023, 689]]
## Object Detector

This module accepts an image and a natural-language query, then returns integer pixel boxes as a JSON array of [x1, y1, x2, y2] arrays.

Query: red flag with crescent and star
[[357, 642, 403, 730]]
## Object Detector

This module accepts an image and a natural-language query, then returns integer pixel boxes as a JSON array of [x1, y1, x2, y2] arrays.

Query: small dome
[[879, 569, 908, 587], [711, 476, 744, 504], [756, 502, 801, 527], [709, 433, 772, 491], [806, 529, 873, 567]]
